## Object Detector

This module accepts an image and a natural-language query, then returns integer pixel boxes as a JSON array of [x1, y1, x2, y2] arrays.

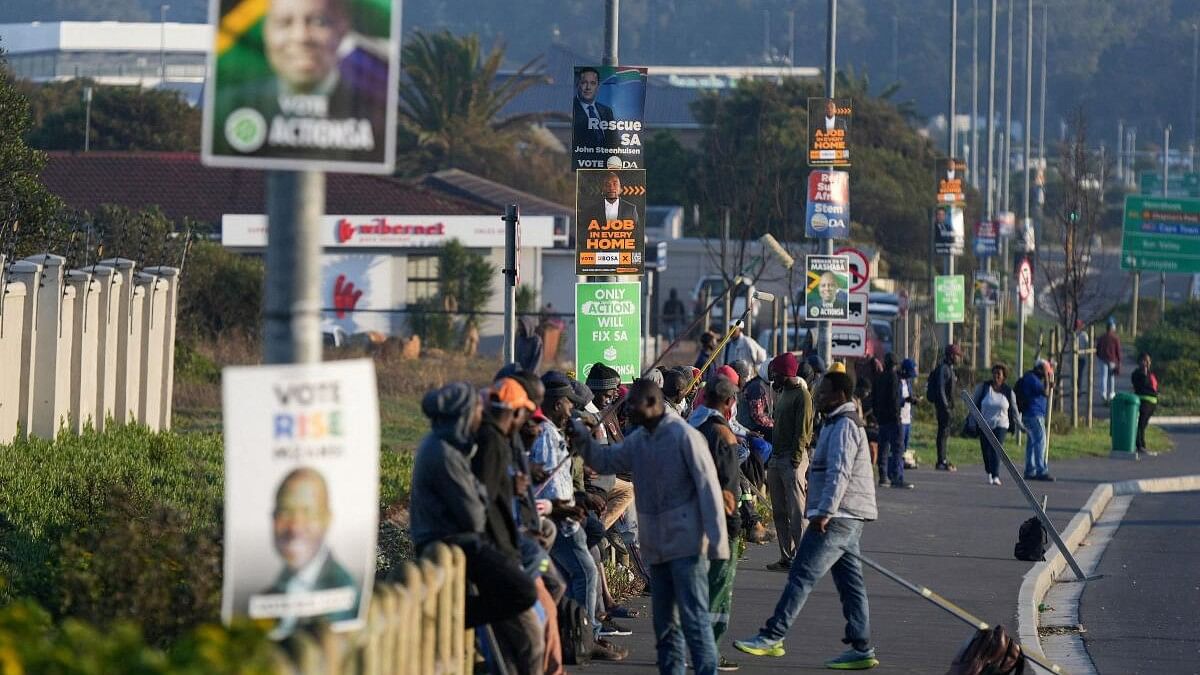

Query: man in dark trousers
[[929, 344, 962, 471], [872, 353, 913, 489], [688, 375, 745, 672], [734, 371, 879, 670], [1131, 352, 1159, 457], [765, 352, 813, 573]]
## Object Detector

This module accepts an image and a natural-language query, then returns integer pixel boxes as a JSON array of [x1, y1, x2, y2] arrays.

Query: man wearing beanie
[[765, 352, 814, 572]]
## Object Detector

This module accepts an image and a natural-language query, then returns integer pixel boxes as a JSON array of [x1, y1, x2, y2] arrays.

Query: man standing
[[765, 353, 813, 573], [929, 344, 961, 471], [734, 371, 879, 670], [1015, 360, 1054, 481], [592, 172, 640, 228], [872, 354, 913, 489], [1095, 319, 1121, 404], [823, 98, 848, 132], [569, 380, 728, 675], [662, 289, 688, 342], [688, 376, 746, 672], [1131, 352, 1159, 457], [573, 67, 616, 150], [721, 322, 768, 370]]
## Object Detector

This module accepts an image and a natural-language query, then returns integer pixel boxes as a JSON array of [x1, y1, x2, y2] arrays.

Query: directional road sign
[[1121, 195, 1200, 273]]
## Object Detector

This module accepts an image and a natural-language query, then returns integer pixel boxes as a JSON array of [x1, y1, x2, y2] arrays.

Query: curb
[[1150, 416, 1200, 426], [1016, 474, 1200, 663]]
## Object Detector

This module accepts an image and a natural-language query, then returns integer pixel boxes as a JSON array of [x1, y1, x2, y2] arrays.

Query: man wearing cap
[[532, 372, 627, 661], [930, 344, 962, 471], [721, 322, 768, 370], [765, 352, 814, 572], [1095, 319, 1121, 404], [1015, 361, 1054, 481], [566, 379, 728, 675]]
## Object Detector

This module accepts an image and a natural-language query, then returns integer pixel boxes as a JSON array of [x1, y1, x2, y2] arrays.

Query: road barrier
[[275, 543, 473, 675], [0, 254, 179, 442]]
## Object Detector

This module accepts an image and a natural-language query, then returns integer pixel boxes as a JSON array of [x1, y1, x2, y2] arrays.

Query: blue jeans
[[1022, 413, 1048, 477], [651, 555, 718, 675], [878, 422, 904, 483], [550, 522, 599, 638], [760, 518, 870, 650]]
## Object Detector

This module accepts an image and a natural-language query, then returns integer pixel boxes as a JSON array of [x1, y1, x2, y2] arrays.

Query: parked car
[[871, 319, 894, 355], [756, 326, 811, 354]]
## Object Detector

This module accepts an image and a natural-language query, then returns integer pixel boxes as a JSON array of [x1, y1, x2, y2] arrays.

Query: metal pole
[[603, 0, 619, 66], [1163, 126, 1171, 317], [820, 0, 837, 367], [980, 0, 997, 369], [945, 0, 959, 348], [1117, 119, 1124, 182], [1018, 0, 1032, 382], [1001, 0, 1013, 215], [264, 171, 324, 365], [1192, 23, 1198, 168], [1132, 272, 1140, 338], [159, 4, 169, 85], [1087, 325, 1094, 428], [1037, 0, 1047, 238], [502, 205, 518, 364], [971, 0, 979, 187], [83, 86, 93, 152]]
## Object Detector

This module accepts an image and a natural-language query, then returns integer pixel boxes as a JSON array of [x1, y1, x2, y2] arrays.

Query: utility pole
[[946, 0, 959, 347], [980, 0, 997, 368], [1162, 126, 1170, 316], [1019, 0, 1032, 382], [819, 0, 838, 367], [1117, 119, 1124, 182], [1002, 0, 1014, 215], [1192, 23, 1198, 169], [604, 0, 619, 67], [82, 86, 93, 152], [263, 171, 324, 364], [502, 205, 518, 363], [789, 11, 796, 67], [971, 0, 980, 187], [159, 4, 170, 86], [1037, 0, 1046, 240]]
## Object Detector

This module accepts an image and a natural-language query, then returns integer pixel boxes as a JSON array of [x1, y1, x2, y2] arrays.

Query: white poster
[[221, 359, 380, 638], [322, 253, 398, 336]]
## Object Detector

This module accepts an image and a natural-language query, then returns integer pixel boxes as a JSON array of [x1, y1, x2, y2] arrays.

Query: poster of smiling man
[[571, 65, 648, 170]]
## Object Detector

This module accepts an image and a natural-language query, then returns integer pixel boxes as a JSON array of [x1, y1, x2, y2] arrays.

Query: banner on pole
[[805, 170, 851, 239], [934, 205, 965, 255], [936, 158, 967, 205], [934, 275, 965, 323], [807, 97, 852, 167], [576, 282, 641, 383], [973, 220, 999, 257], [973, 271, 1000, 307], [804, 255, 850, 321], [575, 169, 646, 275], [571, 66, 648, 170], [202, 0, 401, 173]]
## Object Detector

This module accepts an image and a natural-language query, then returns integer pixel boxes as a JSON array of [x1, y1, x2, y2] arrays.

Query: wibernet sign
[[221, 214, 555, 249]]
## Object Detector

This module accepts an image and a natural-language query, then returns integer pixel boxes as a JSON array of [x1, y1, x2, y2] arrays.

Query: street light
[[83, 86, 93, 152], [160, 4, 170, 86]]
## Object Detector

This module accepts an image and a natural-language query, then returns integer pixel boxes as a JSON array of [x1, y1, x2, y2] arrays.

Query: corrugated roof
[[40, 152, 495, 224]]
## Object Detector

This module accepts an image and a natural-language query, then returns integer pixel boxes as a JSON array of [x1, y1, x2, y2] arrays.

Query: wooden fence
[[276, 543, 473, 675]]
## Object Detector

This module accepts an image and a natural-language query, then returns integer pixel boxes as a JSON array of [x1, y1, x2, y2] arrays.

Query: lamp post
[[159, 4, 170, 85]]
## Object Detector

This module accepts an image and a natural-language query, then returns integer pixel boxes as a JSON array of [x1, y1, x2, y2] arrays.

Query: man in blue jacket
[[733, 371, 880, 670], [1015, 360, 1055, 481]]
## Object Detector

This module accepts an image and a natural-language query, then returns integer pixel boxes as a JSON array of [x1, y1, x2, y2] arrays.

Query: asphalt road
[[585, 425, 1200, 674], [1080, 491, 1200, 675]]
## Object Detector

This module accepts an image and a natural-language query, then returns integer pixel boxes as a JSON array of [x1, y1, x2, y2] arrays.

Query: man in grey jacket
[[734, 371, 880, 670], [569, 379, 729, 675]]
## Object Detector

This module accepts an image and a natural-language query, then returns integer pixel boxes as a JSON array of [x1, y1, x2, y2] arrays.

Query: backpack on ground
[[946, 624, 1027, 675], [556, 594, 594, 665], [1013, 516, 1048, 562]]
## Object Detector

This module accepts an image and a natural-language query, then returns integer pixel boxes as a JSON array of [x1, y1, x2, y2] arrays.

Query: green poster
[[934, 275, 965, 323], [576, 282, 641, 383]]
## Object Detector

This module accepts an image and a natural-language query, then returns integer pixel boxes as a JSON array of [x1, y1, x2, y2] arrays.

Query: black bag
[[1014, 376, 1029, 414], [557, 594, 594, 666], [947, 624, 1027, 674], [925, 366, 940, 402], [1013, 516, 1048, 562]]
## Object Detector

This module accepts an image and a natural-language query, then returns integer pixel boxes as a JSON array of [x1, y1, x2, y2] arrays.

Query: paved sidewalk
[[1080, 491, 1200, 675], [587, 425, 1200, 673]]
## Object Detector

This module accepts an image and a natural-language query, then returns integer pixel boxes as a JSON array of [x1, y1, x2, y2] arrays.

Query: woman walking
[[1131, 352, 1159, 457], [968, 364, 1026, 485]]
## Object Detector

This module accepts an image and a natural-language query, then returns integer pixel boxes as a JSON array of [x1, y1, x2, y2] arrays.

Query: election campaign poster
[[807, 97, 852, 167], [576, 282, 642, 384], [936, 158, 967, 205], [571, 66, 648, 170], [202, 0, 401, 173], [805, 255, 850, 321], [805, 170, 850, 238], [576, 169, 646, 275], [973, 271, 1000, 307], [974, 220, 999, 257], [934, 204, 965, 255], [222, 359, 380, 639], [934, 275, 966, 323]]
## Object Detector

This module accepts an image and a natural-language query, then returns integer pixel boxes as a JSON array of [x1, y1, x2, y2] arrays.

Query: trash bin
[[1110, 392, 1140, 459]]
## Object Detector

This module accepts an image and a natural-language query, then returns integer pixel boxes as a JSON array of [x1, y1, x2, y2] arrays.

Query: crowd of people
[[407, 317, 1160, 674]]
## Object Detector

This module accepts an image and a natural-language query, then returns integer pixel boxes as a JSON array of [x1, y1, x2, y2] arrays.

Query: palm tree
[[397, 30, 563, 174]]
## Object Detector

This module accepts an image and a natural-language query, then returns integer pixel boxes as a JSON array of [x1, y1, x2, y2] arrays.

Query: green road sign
[[934, 275, 965, 323], [1121, 195, 1200, 273], [1139, 171, 1200, 198], [576, 282, 641, 383]]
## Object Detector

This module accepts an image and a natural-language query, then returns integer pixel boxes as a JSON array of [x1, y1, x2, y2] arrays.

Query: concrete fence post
[[9, 260, 41, 439], [0, 275, 29, 443], [142, 266, 179, 430], [92, 267, 121, 431], [26, 254, 75, 440], [98, 258, 138, 425], [66, 270, 100, 434], [135, 272, 168, 430]]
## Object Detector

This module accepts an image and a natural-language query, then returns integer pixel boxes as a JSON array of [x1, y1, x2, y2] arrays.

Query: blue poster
[[805, 170, 850, 239]]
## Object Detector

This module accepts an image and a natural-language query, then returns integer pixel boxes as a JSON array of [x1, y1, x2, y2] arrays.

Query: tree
[[19, 79, 200, 152], [409, 239, 495, 350], [395, 30, 571, 203]]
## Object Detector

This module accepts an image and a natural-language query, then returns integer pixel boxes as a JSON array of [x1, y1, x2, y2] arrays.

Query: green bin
[[1110, 392, 1140, 457]]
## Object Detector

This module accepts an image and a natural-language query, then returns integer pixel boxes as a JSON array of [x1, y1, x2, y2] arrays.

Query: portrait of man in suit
[[597, 171, 639, 227], [573, 67, 617, 150], [821, 98, 849, 132], [816, 271, 848, 308], [212, 0, 389, 163], [256, 467, 359, 633]]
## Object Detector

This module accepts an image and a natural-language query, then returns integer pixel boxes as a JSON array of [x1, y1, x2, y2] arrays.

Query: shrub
[[178, 240, 264, 340], [1136, 300, 1200, 409]]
